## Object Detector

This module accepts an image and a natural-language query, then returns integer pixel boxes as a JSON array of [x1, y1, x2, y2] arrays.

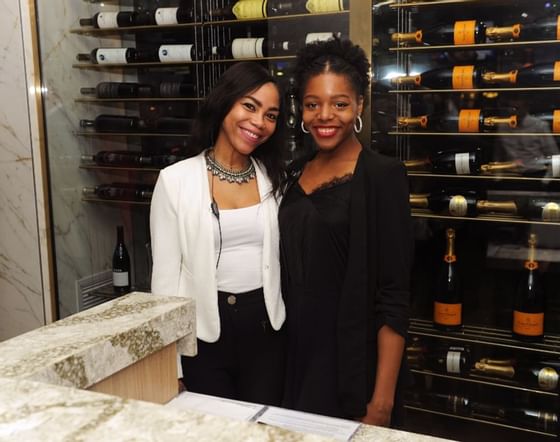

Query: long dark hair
[[189, 62, 286, 195]]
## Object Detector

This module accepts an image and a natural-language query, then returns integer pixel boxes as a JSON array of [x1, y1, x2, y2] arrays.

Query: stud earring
[[301, 121, 310, 134], [354, 115, 363, 133]]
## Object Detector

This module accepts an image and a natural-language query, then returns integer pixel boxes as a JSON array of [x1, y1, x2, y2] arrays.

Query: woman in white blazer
[[150, 62, 286, 405]]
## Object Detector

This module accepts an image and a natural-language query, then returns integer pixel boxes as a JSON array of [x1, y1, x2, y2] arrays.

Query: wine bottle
[[425, 346, 471, 375], [524, 198, 560, 222], [532, 110, 560, 133], [405, 148, 484, 175], [410, 191, 518, 217], [157, 44, 199, 62], [473, 361, 516, 379], [159, 81, 197, 98], [518, 14, 560, 41], [306, 0, 349, 13], [426, 392, 471, 416], [154, 7, 195, 25], [392, 65, 518, 89], [434, 228, 462, 331], [76, 48, 139, 64], [79, 11, 135, 28], [82, 183, 154, 201], [513, 234, 545, 341], [516, 61, 560, 86], [208, 0, 308, 20], [80, 115, 145, 132], [391, 20, 520, 46], [284, 76, 301, 164], [80, 82, 154, 99], [398, 109, 518, 133], [472, 403, 558, 433], [81, 150, 144, 166], [153, 117, 194, 133], [148, 154, 187, 167], [475, 361, 559, 391], [112, 225, 130, 295]]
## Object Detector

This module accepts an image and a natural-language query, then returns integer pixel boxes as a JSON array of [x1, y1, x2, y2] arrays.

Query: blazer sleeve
[[150, 171, 183, 297], [373, 160, 412, 338]]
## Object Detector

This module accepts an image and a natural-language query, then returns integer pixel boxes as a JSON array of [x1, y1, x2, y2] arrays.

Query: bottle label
[[538, 367, 559, 390], [454, 152, 471, 174], [513, 310, 544, 337], [306, 0, 345, 13], [434, 302, 462, 326], [446, 351, 462, 374], [553, 110, 560, 133], [542, 202, 560, 221], [305, 32, 336, 44], [97, 12, 119, 29], [452, 66, 475, 89], [233, 0, 268, 19], [458, 109, 481, 132], [454, 20, 476, 45], [449, 195, 468, 216], [557, 15, 560, 40], [552, 155, 560, 177], [554, 61, 560, 81], [96, 48, 128, 64], [155, 7, 179, 25], [159, 44, 194, 62], [113, 271, 129, 287], [231, 38, 265, 58]]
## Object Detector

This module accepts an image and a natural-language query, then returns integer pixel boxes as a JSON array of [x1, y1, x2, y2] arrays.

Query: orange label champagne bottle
[[398, 109, 518, 133], [434, 228, 462, 331]]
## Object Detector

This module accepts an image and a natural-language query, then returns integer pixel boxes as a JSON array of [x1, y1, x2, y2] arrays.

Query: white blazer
[[150, 150, 285, 343]]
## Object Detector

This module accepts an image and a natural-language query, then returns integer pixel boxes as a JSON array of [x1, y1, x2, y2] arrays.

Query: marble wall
[[0, 0, 50, 339]]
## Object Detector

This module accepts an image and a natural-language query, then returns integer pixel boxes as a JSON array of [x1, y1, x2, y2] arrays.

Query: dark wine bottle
[[157, 44, 200, 62], [391, 20, 520, 46], [410, 191, 518, 217], [76, 48, 138, 64], [524, 198, 560, 222], [426, 392, 471, 416], [81, 150, 143, 166], [154, 7, 195, 25], [398, 109, 518, 133], [425, 346, 471, 375], [159, 81, 197, 98], [404, 148, 484, 175], [519, 14, 560, 41], [475, 360, 559, 391], [516, 61, 560, 86], [392, 65, 518, 89], [148, 154, 187, 167], [472, 403, 558, 433], [513, 234, 545, 341], [154, 117, 194, 133], [80, 82, 154, 99], [79, 11, 135, 28], [434, 228, 462, 331], [532, 110, 560, 133], [82, 183, 154, 201], [112, 225, 130, 295], [80, 115, 145, 132]]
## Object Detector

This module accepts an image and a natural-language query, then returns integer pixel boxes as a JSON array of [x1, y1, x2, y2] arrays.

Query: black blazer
[[337, 148, 413, 417]]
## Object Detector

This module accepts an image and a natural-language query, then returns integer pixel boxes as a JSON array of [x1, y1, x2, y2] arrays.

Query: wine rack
[[373, 0, 560, 440]]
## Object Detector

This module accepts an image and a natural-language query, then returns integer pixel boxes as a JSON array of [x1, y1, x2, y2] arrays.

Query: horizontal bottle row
[[397, 109, 560, 133], [79, 0, 348, 29], [389, 61, 560, 90], [79, 115, 193, 133], [404, 149, 560, 178], [392, 15, 560, 46], [409, 192, 560, 222], [80, 82, 197, 99], [81, 151, 186, 168], [407, 342, 560, 392], [406, 389, 558, 434], [82, 183, 154, 201], [75, 33, 339, 64]]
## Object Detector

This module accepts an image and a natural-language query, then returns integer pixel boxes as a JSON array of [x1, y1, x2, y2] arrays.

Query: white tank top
[[212, 202, 264, 293]]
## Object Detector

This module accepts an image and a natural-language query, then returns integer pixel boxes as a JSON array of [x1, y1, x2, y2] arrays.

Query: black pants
[[182, 288, 285, 406]]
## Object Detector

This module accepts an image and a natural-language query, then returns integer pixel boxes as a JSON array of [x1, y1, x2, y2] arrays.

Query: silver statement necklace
[[205, 149, 256, 184]]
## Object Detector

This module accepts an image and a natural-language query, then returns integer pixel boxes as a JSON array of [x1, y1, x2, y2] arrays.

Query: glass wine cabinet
[[34, 0, 559, 440]]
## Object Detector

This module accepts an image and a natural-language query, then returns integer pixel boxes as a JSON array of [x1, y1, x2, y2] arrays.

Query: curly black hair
[[293, 36, 370, 104]]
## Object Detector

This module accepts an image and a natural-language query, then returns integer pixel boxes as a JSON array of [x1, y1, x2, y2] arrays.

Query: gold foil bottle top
[[403, 158, 431, 169], [482, 70, 519, 84], [483, 115, 518, 129], [391, 75, 422, 86], [479, 160, 522, 174], [398, 116, 428, 129], [391, 30, 423, 44], [409, 194, 429, 208], [444, 228, 456, 262], [474, 362, 516, 378], [486, 24, 521, 40], [475, 200, 518, 214]]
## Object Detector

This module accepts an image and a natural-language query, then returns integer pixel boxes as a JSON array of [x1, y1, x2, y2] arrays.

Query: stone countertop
[[0, 292, 196, 389]]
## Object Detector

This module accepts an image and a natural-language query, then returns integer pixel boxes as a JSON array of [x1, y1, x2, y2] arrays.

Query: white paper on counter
[[166, 391, 265, 422], [257, 406, 360, 441]]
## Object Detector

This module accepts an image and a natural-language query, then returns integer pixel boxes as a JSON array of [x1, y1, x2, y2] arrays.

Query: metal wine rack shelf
[[391, 0, 514, 8], [72, 61, 204, 69], [411, 211, 560, 226], [69, 11, 349, 35], [79, 164, 161, 173], [82, 197, 151, 206], [390, 39, 560, 53], [75, 97, 204, 103], [75, 131, 192, 138], [404, 405, 556, 438], [410, 318, 560, 355], [407, 173, 560, 183], [410, 368, 559, 397], [389, 87, 560, 94]]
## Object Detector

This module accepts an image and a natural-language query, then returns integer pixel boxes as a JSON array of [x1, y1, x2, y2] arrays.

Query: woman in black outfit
[[280, 37, 412, 427]]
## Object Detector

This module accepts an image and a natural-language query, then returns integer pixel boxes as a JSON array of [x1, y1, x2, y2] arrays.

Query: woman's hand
[[360, 398, 393, 427]]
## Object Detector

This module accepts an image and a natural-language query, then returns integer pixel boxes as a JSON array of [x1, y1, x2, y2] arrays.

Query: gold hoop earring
[[354, 116, 363, 134], [301, 121, 310, 134]]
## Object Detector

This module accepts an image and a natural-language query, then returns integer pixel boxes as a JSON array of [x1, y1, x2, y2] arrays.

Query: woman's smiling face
[[302, 72, 363, 153]]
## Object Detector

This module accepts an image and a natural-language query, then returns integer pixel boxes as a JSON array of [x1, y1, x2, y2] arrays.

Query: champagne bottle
[[472, 403, 558, 433], [80, 82, 154, 99], [391, 20, 520, 46], [82, 183, 154, 201], [398, 109, 518, 133], [519, 14, 560, 41], [516, 61, 560, 86], [425, 346, 471, 375], [513, 234, 545, 341], [159, 81, 197, 98], [404, 148, 484, 175], [306, 0, 349, 13], [524, 198, 560, 222], [81, 150, 144, 166], [410, 191, 518, 217], [80, 115, 146, 132], [475, 360, 559, 391], [392, 66, 518, 89], [79, 11, 135, 28], [76, 48, 139, 64], [434, 228, 462, 331], [154, 7, 195, 25], [112, 225, 130, 295], [425, 392, 471, 416], [208, 0, 308, 20], [533, 110, 560, 133]]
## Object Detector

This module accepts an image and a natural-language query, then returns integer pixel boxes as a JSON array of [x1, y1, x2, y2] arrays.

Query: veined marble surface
[[0, 292, 195, 389], [353, 424, 450, 441], [0, 377, 330, 442]]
